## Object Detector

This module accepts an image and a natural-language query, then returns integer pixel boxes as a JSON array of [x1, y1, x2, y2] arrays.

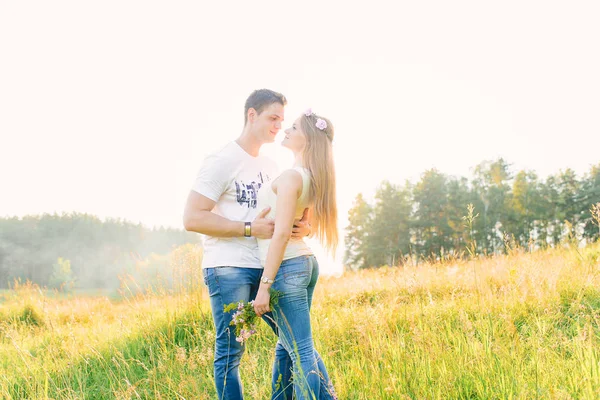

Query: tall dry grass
[[1, 241, 599, 399]]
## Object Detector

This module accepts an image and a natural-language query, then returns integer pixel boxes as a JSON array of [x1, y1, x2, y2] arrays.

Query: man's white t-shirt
[[192, 141, 278, 269]]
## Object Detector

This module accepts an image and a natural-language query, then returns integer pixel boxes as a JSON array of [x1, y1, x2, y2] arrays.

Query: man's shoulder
[[210, 141, 239, 159], [203, 142, 242, 166]]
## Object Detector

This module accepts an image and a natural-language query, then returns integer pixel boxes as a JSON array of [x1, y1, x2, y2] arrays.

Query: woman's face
[[281, 116, 307, 153]]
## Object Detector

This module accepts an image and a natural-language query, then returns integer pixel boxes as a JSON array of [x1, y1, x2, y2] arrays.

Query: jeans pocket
[[202, 269, 209, 286], [283, 271, 310, 287], [282, 257, 311, 287], [203, 268, 220, 296]]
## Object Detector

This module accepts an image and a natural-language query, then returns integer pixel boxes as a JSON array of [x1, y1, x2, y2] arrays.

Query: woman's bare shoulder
[[272, 169, 303, 195]]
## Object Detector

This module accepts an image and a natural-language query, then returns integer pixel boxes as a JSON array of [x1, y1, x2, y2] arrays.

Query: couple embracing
[[184, 89, 338, 400]]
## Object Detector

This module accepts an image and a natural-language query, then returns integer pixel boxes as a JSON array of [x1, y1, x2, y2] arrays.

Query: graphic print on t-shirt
[[235, 171, 270, 208]]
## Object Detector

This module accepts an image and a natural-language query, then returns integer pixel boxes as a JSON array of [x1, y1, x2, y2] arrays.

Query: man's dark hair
[[244, 89, 287, 125]]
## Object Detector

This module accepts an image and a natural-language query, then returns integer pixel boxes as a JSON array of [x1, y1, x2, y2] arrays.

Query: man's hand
[[291, 208, 311, 239], [252, 207, 274, 239]]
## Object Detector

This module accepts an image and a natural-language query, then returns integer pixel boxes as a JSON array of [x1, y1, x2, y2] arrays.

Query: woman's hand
[[291, 208, 311, 239], [291, 219, 311, 239], [253, 287, 271, 317]]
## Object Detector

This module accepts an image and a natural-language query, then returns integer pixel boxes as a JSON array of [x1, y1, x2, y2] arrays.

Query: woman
[[253, 109, 338, 400]]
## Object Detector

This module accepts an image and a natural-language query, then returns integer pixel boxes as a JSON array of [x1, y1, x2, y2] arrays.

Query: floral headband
[[304, 108, 328, 131]]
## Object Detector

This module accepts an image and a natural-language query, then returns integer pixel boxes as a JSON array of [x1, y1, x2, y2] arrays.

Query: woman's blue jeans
[[269, 255, 336, 400]]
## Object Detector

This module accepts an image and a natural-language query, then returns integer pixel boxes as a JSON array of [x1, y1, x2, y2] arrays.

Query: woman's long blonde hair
[[300, 113, 338, 255]]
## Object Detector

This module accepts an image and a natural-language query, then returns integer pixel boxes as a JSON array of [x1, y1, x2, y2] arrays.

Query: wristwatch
[[261, 275, 274, 284], [244, 222, 251, 237]]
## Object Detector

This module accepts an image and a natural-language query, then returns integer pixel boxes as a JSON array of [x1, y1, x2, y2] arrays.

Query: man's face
[[249, 102, 285, 144]]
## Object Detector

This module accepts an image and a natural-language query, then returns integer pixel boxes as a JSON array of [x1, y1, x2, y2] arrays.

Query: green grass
[[1, 243, 600, 399]]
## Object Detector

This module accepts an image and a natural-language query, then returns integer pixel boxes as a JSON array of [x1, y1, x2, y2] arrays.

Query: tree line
[[0, 213, 200, 289], [344, 159, 600, 269]]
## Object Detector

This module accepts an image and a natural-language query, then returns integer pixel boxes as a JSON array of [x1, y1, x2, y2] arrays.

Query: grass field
[[1, 242, 600, 399]]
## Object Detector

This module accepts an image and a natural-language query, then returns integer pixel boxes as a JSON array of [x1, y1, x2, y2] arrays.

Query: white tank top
[[256, 167, 313, 265]]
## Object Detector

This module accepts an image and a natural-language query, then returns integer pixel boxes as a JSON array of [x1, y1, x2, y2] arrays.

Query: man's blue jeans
[[269, 255, 336, 400], [203, 266, 267, 400]]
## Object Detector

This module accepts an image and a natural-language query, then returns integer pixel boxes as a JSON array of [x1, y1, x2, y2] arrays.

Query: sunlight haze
[[1, 1, 599, 274]]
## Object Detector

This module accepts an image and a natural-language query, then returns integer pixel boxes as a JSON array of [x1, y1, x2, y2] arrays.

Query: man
[[183, 89, 309, 399]]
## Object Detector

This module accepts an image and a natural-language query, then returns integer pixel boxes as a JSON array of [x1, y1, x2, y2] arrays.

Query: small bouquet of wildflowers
[[223, 289, 282, 345]]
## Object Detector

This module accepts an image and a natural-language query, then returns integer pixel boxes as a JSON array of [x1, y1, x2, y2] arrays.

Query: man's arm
[[183, 191, 273, 238]]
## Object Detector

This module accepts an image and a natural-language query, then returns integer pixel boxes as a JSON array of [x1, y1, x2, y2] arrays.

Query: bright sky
[[1, 1, 599, 274]]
